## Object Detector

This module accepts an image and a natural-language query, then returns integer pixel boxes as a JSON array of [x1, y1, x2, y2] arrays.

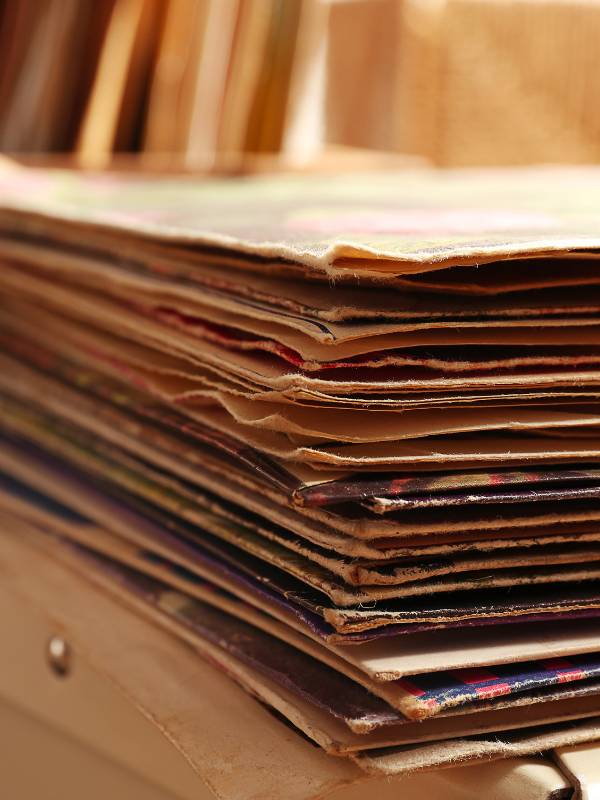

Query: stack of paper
[[2, 165, 600, 777]]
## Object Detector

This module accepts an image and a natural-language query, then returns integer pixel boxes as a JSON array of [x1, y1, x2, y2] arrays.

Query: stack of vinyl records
[[0, 0, 324, 167], [3, 164, 600, 777]]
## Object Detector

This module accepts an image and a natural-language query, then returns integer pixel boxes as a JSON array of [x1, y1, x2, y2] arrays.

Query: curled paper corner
[[553, 743, 600, 800]]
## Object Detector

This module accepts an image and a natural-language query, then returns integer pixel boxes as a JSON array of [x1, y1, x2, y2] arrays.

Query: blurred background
[[1, 0, 600, 171]]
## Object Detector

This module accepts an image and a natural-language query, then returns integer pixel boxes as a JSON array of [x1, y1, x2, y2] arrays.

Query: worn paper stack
[[2, 165, 600, 781]]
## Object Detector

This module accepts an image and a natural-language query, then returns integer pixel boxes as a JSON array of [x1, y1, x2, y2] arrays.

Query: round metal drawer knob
[[46, 636, 71, 677]]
